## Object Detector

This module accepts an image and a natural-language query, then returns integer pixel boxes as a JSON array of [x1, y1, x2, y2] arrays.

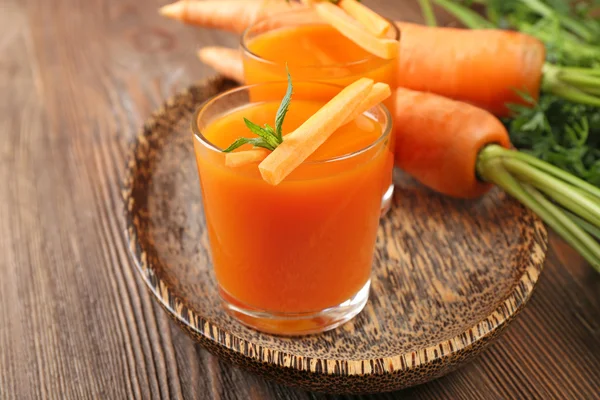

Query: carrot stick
[[338, 0, 391, 37], [159, 0, 302, 34], [344, 82, 391, 124], [197, 47, 244, 82], [393, 87, 511, 198], [314, 2, 399, 60], [225, 82, 391, 168], [225, 148, 270, 167], [259, 78, 374, 185]]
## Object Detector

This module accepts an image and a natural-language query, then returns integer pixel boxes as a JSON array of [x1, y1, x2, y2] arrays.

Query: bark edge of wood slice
[[122, 76, 548, 394]]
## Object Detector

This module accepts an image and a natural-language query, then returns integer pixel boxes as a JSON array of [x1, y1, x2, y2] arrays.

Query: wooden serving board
[[122, 76, 548, 394]]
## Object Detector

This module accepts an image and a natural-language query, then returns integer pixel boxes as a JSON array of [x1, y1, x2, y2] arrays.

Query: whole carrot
[[393, 87, 511, 198], [391, 88, 600, 270], [160, 0, 600, 116]]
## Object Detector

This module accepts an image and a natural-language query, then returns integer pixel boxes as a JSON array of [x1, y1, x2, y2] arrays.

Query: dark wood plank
[[0, 0, 598, 399]]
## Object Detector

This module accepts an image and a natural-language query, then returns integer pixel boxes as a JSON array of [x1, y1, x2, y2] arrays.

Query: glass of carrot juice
[[241, 9, 400, 215], [192, 81, 393, 335]]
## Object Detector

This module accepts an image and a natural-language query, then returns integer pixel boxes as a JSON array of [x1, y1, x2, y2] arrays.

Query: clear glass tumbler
[[241, 8, 400, 215], [191, 81, 393, 335]]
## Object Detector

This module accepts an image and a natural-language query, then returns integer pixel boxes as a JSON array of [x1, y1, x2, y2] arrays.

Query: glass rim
[[240, 8, 401, 69], [191, 80, 393, 166]]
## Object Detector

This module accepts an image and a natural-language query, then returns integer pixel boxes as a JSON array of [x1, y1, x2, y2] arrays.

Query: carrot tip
[[159, 2, 179, 18]]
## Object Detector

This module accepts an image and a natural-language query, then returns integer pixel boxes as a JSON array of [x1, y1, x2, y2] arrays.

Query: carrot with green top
[[390, 88, 600, 270]]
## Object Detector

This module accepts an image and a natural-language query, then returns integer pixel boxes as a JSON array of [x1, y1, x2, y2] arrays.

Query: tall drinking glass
[[192, 81, 393, 335]]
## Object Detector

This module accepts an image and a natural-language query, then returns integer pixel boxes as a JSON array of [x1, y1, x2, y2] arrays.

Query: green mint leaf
[[223, 137, 257, 153], [244, 118, 280, 148], [263, 123, 277, 138], [275, 68, 293, 142], [247, 137, 276, 150], [222, 70, 296, 156], [222, 137, 276, 153]]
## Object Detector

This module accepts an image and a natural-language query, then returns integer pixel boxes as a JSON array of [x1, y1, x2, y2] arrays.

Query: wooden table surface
[[1, 0, 599, 398]]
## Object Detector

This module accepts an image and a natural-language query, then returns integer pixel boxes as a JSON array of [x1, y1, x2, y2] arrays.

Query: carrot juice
[[192, 82, 392, 335], [241, 9, 400, 214]]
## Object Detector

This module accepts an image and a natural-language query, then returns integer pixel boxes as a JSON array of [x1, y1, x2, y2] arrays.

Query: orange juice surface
[[244, 24, 397, 89], [194, 100, 392, 313]]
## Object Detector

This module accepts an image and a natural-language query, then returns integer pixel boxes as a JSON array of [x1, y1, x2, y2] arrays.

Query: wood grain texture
[[0, 0, 598, 399]]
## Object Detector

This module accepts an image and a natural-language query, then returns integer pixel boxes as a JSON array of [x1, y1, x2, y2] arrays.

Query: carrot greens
[[477, 144, 600, 271]]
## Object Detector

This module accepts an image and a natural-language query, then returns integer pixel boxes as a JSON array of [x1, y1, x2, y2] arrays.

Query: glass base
[[219, 280, 371, 336], [380, 183, 395, 217]]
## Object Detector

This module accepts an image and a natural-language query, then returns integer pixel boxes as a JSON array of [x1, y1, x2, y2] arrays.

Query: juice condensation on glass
[[192, 83, 392, 334]]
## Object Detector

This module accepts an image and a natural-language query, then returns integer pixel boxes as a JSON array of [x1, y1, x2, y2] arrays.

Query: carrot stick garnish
[[338, 0, 391, 37], [351, 82, 392, 121], [225, 82, 391, 168], [314, 2, 398, 60], [258, 78, 374, 185], [198, 47, 244, 82]]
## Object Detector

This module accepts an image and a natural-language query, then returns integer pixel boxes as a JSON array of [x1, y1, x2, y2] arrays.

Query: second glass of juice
[[192, 81, 393, 335], [241, 9, 400, 215]]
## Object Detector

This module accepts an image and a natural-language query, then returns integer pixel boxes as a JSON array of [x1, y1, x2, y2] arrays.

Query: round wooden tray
[[122, 76, 548, 394]]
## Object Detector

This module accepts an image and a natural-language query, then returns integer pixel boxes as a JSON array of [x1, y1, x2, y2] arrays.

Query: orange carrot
[[394, 22, 545, 116], [314, 2, 399, 60], [259, 78, 374, 185], [338, 0, 391, 37], [161, 0, 550, 117], [197, 47, 244, 82], [393, 87, 511, 198], [159, 0, 302, 34]]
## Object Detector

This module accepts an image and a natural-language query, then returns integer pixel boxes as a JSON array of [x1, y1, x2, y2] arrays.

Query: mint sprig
[[274, 71, 293, 141], [222, 69, 294, 153]]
